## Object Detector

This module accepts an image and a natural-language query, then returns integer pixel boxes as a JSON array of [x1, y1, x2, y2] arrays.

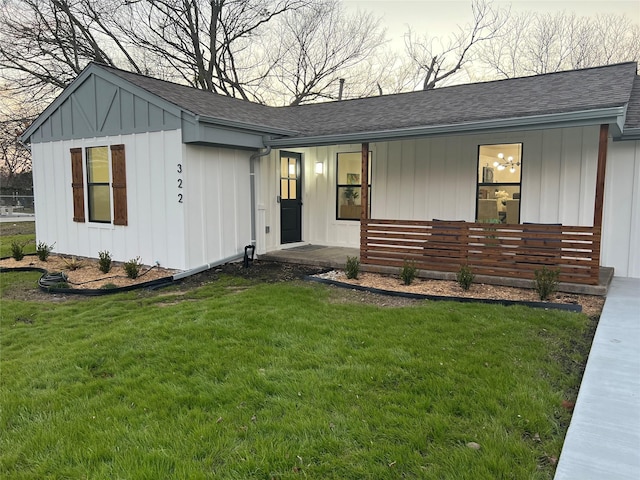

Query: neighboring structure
[[21, 62, 640, 280]]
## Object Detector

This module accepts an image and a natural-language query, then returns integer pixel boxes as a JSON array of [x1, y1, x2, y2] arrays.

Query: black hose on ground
[[38, 272, 69, 286]]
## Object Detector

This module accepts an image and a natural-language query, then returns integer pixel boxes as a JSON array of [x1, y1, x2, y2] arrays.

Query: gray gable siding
[[28, 72, 181, 144]]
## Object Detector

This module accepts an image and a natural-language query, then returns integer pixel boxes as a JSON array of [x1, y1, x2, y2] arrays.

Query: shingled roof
[[22, 61, 640, 146], [102, 61, 638, 144]]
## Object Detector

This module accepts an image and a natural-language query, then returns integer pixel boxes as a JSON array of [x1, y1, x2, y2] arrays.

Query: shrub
[[534, 266, 560, 301], [123, 257, 142, 279], [63, 256, 84, 271], [100, 283, 117, 290], [98, 250, 112, 274], [10, 241, 26, 261], [345, 256, 360, 280], [400, 260, 417, 285], [456, 264, 475, 291], [36, 241, 55, 261]]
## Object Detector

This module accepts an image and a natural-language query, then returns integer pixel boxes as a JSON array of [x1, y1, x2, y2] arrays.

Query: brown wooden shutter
[[110, 144, 128, 226], [70, 148, 85, 223]]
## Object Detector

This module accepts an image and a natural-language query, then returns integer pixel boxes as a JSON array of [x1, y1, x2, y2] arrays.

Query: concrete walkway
[[555, 277, 640, 480]]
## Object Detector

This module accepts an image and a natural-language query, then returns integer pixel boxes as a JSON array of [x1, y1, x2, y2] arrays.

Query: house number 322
[[177, 164, 183, 203]]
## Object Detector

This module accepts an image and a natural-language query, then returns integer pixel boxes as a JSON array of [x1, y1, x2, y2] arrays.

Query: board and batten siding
[[602, 139, 640, 278], [263, 127, 601, 253], [32, 130, 186, 270], [182, 145, 252, 269], [258, 143, 365, 254], [372, 127, 599, 226]]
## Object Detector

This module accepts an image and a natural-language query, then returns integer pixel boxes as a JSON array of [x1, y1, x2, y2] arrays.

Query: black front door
[[280, 152, 302, 244]]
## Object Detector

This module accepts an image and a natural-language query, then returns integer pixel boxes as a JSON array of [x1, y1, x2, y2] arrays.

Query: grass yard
[[0, 268, 594, 479], [0, 221, 36, 258]]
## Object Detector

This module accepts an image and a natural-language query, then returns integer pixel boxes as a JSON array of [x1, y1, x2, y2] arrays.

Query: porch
[[260, 243, 613, 296]]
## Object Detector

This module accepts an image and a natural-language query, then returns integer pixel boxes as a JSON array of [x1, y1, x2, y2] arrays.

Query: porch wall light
[[315, 161, 324, 175]]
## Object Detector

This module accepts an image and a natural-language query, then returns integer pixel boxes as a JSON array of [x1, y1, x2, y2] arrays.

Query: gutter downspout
[[249, 138, 272, 246], [173, 138, 272, 282]]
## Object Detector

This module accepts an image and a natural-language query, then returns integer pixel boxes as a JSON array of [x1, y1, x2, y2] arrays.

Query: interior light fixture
[[492, 152, 520, 172], [315, 161, 324, 175], [288, 163, 296, 176]]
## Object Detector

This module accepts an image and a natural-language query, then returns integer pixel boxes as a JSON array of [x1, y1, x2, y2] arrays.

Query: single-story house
[[20, 61, 640, 283]]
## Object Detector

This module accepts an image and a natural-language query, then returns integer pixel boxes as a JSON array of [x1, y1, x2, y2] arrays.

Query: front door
[[280, 152, 302, 244]]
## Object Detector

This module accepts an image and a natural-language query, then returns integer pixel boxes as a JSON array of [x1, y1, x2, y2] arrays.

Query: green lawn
[[0, 221, 36, 258], [0, 269, 592, 479]]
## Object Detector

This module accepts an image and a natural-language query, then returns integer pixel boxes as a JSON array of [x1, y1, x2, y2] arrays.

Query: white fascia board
[[267, 107, 627, 148]]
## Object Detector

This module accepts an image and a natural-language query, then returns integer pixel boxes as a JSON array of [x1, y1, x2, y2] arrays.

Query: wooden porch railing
[[360, 219, 601, 285]]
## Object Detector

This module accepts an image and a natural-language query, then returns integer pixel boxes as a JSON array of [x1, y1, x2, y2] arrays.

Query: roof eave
[[267, 107, 627, 148], [195, 114, 298, 136], [618, 127, 640, 141]]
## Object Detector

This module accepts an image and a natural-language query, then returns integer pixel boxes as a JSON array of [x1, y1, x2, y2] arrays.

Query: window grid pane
[[477, 143, 522, 224]]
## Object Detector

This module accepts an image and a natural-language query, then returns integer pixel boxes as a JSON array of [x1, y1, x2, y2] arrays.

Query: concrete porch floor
[[260, 244, 613, 296]]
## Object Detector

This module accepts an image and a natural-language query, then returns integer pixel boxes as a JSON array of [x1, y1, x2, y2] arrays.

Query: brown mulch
[[314, 270, 605, 318], [0, 256, 606, 317], [0, 254, 176, 289]]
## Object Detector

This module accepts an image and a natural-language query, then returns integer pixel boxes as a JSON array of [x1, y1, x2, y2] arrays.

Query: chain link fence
[[0, 194, 35, 215]]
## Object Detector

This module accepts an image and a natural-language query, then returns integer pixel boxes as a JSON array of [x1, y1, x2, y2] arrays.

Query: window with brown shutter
[[110, 144, 128, 226], [70, 148, 85, 223]]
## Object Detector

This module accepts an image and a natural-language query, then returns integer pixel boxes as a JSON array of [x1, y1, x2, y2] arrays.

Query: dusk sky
[[343, 0, 640, 45]]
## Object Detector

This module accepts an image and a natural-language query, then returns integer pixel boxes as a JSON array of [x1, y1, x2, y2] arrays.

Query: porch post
[[593, 124, 609, 228], [360, 142, 369, 262], [360, 142, 369, 221], [590, 123, 608, 284]]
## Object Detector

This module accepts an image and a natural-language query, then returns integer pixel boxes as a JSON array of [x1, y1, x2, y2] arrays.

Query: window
[[476, 143, 522, 224], [336, 151, 372, 220], [70, 145, 128, 225], [87, 147, 111, 222]]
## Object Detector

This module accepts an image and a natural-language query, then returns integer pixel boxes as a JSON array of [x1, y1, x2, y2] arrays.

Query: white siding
[[258, 144, 364, 254], [183, 145, 252, 268], [602, 140, 640, 278], [32, 130, 186, 270], [260, 126, 602, 251]]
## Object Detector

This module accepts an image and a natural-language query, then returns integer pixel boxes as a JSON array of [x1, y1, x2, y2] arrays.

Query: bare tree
[[264, 0, 385, 105], [0, 0, 145, 103], [404, 0, 509, 90], [111, 0, 316, 102], [478, 11, 640, 78], [0, 116, 33, 190]]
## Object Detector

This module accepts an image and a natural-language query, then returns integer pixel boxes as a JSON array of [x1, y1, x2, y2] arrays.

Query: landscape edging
[[0, 265, 176, 296], [305, 276, 583, 312]]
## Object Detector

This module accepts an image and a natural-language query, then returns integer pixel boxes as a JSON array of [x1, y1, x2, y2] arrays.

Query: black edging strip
[[305, 276, 582, 313], [1, 265, 176, 296]]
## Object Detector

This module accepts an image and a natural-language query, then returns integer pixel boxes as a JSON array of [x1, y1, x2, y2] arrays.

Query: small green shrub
[[10, 241, 26, 261], [345, 256, 360, 280], [456, 264, 475, 291], [63, 256, 84, 271], [98, 250, 112, 274], [123, 257, 142, 279], [400, 260, 417, 285], [36, 241, 55, 261], [50, 282, 70, 289], [534, 266, 560, 301], [100, 283, 117, 290]]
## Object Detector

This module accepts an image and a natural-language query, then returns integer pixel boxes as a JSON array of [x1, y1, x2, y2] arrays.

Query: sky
[[343, 0, 640, 45]]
